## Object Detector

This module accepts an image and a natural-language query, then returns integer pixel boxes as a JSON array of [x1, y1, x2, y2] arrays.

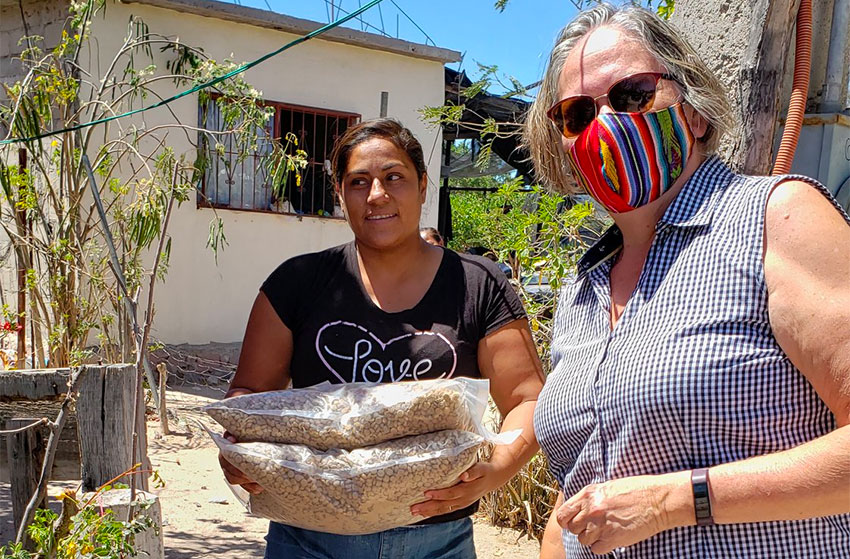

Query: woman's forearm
[[224, 386, 254, 398], [667, 425, 850, 528], [489, 400, 540, 485]]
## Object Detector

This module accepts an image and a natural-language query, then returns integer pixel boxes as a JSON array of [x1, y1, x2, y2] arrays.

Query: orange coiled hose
[[773, 0, 812, 175]]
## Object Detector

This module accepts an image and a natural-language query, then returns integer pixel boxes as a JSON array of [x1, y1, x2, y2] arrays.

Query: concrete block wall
[[0, 0, 71, 89]]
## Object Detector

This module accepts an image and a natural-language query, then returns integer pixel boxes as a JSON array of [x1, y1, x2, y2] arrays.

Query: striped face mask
[[567, 103, 695, 214]]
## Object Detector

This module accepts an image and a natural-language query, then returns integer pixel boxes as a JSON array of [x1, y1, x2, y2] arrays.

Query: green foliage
[[206, 217, 228, 264], [448, 171, 602, 369], [0, 494, 156, 559], [654, 0, 676, 20], [420, 63, 526, 172], [60, 505, 153, 558], [0, 542, 28, 559], [446, 191, 497, 252], [268, 132, 309, 200], [449, 177, 593, 289], [419, 104, 464, 130]]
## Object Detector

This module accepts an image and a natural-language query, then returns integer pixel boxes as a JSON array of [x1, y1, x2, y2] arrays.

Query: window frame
[[198, 96, 360, 219]]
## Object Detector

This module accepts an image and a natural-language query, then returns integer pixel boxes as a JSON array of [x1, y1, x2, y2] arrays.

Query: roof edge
[[121, 0, 462, 64]]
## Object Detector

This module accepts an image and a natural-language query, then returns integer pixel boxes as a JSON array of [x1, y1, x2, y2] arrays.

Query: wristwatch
[[691, 468, 714, 526]]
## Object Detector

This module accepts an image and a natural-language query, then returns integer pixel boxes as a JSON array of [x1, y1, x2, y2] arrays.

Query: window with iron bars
[[199, 98, 360, 217]]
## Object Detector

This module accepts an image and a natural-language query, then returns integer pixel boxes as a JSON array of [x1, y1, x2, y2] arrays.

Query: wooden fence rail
[[1, 364, 149, 535]]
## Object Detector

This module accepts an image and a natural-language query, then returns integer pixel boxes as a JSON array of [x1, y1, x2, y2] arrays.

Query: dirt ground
[[1, 386, 541, 558]]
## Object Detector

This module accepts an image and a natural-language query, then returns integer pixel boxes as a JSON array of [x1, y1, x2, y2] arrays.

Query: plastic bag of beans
[[204, 378, 491, 450], [209, 428, 518, 535]]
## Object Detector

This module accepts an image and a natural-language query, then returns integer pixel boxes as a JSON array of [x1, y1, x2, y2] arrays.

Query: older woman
[[525, 4, 850, 558], [219, 118, 543, 559]]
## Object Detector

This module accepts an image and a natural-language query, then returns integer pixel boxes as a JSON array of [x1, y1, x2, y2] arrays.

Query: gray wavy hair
[[523, 3, 730, 193]]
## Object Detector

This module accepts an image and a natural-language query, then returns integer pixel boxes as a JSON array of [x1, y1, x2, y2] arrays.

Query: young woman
[[218, 118, 544, 559]]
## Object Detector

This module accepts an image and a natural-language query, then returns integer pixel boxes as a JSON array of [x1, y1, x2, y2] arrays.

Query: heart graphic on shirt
[[315, 320, 458, 383]]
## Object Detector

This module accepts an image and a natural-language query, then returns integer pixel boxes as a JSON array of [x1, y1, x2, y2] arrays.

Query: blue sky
[[221, 1, 580, 96]]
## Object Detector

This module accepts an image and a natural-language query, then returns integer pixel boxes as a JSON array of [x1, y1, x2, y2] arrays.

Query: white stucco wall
[[84, 2, 448, 344]]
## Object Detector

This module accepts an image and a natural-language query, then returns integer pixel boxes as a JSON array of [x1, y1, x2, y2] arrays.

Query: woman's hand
[[217, 387, 265, 495], [218, 431, 264, 495], [410, 320, 543, 518], [409, 461, 505, 518], [558, 472, 691, 555], [410, 318, 544, 518]]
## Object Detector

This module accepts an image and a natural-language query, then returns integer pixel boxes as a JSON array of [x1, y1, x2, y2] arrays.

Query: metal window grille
[[199, 97, 359, 217], [276, 103, 359, 217]]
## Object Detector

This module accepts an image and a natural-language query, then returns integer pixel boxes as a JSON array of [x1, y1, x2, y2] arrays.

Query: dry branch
[[0, 418, 48, 435]]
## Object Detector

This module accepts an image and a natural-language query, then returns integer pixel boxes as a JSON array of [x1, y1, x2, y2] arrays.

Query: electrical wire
[[322, 0, 391, 37], [388, 0, 435, 46], [1, 0, 384, 146]]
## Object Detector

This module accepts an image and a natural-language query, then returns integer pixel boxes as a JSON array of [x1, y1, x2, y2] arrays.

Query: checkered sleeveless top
[[533, 157, 850, 558]]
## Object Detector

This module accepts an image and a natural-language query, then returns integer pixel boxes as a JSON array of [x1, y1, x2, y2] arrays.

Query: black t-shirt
[[261, 242, 526, 387], [259, 241, 526, 525]]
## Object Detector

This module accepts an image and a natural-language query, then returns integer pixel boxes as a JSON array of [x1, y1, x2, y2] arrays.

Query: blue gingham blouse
[[533, 157, 850, 558]]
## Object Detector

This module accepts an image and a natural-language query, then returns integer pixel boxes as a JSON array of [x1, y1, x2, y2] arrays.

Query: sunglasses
[[546, 72, 677, 138]]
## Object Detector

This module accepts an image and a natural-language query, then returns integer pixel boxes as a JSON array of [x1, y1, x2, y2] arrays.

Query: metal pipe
[[822, 0, 850, 112], [15, 148, 27, 369]]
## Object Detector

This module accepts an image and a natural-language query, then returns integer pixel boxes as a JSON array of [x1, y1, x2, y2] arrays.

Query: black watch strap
[[691, 468, 714, 526]]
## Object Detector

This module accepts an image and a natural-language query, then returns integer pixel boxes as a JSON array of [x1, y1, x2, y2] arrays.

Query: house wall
[[84, 2, 447, 344]]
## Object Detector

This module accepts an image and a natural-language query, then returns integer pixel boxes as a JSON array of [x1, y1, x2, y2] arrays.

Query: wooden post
[[156, 362, 169, 435], [5, 418, 47, 543], [0, 368, 81, 470], [380, 91, 389, 117], [730, 0, 802, 174], [75, 365, 149, 492], [15, 148, 27, 369]]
